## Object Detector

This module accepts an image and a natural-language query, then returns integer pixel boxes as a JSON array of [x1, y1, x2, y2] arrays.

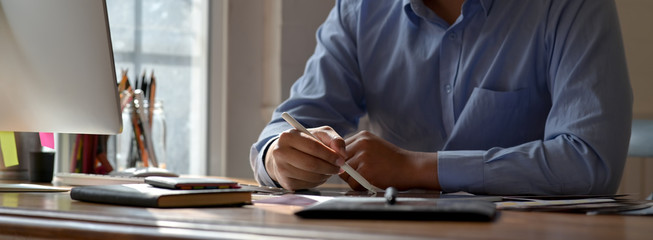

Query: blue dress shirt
[[250, 0, 632, 195]]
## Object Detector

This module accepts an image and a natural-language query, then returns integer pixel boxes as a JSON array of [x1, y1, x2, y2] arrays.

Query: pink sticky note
[[39, 132, 55, 149]]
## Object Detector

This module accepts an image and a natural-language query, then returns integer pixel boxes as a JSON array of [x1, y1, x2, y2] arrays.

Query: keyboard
[[54, 173, 145, 186]]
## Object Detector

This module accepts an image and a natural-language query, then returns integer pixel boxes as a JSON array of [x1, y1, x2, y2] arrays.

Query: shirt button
[[449, 32, 456, 39], [445, 84, 452, 93]]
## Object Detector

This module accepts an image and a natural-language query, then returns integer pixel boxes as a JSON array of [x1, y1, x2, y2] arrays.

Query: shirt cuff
[[253, 137, 281, 188], [437, 150, 486, 194]]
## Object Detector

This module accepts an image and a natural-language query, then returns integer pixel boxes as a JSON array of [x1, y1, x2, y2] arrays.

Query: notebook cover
[[295, 197, 497, 221], [71, 184, 251, 208]]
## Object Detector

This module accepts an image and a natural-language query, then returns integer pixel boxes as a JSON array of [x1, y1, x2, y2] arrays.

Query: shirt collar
[[403, 0, 494, 25], [478, 0, 494, 16], [403, 0, 421, 25]]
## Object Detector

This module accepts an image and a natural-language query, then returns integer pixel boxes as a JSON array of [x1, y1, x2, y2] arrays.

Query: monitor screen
[[0, 0, 121, 134]]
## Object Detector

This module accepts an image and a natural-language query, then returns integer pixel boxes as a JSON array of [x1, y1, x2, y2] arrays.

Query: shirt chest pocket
[[444, 87, 547, 150]]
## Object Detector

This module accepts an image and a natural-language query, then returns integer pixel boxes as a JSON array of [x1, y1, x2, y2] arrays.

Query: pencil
[[148, 71, 156, 126], [118, 69, 129, 92], [131, 104, 149, 167]]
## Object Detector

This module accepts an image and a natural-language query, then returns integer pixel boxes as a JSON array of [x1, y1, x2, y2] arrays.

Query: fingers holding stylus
[[279, 128, 345, 170], [339, 130, 411, 190], [311, 126, 347, 160], [276, 112, 380, 192], [266, 128, 344, 190]]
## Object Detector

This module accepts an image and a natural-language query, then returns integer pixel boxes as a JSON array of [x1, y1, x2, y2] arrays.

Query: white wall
[[616, 0, 653, 119], [279, 0, 336, 100], [615, 0, 653, 199], [208, 0, 334, 178]]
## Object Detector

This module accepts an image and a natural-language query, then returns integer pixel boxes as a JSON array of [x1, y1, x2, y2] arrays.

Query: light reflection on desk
[[0, 184, 650, 239]]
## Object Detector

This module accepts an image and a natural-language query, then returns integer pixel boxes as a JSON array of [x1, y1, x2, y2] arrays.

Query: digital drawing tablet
[[295, 197, 497, 221]]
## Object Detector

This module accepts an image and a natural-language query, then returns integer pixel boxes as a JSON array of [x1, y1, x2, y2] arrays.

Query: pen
[[130, 102, 148, 167], [135, 70, 142, 91], [281, 112, 383, 193], [140, 70, 149, 98], [385, 187, 397, 205]]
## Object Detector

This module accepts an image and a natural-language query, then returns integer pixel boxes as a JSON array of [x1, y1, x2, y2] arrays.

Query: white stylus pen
[[281, 112, 383, 193]]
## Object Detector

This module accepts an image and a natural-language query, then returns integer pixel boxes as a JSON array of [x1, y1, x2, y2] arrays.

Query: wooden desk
[[0, 189, 651, 239]]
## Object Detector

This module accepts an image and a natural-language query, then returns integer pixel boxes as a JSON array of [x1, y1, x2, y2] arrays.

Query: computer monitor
[[0, 0, 121, 134]]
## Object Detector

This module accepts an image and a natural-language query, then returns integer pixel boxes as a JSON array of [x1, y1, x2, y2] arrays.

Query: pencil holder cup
[[29, 152, 55, 182], [114, 100, 167, 172]]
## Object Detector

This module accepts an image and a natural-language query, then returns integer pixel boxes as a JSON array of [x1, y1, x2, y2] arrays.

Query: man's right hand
[[265, 126, 347, 190]]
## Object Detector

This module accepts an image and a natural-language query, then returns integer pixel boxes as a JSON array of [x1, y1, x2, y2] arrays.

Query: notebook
[[70, 184, 252, 208]]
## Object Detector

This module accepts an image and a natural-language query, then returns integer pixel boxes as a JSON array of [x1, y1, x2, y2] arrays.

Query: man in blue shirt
[[250, 0, 632, 195]]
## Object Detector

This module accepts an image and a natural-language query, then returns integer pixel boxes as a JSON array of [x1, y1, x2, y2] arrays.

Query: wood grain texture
[[0, 190, 651, 239]]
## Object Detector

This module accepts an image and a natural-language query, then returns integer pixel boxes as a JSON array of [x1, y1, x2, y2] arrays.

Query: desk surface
[[0, 185, 652, 239]]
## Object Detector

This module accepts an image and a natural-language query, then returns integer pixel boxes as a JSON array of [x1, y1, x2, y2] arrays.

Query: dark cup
[[29, 152, 55, 182]]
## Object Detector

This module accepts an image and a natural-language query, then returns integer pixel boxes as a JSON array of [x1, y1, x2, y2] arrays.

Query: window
[[106, 0, 209, 174]]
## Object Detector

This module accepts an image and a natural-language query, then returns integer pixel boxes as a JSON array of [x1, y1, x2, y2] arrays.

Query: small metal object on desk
[[385, 187, 398, 205]]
